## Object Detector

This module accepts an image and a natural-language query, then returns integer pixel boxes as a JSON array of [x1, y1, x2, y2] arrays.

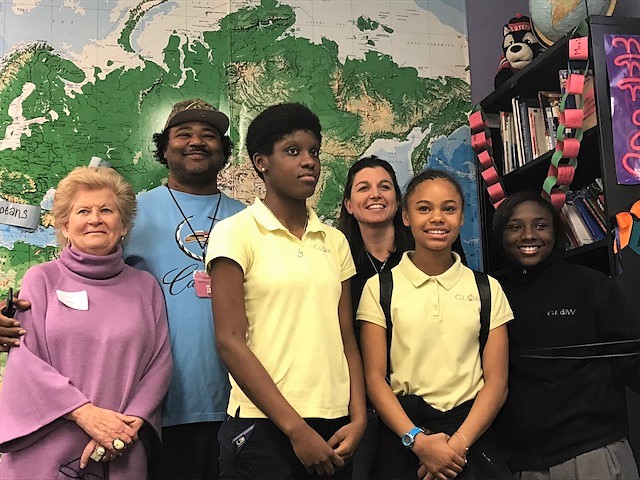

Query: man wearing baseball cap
[[0, 98, 243, 478], [124, 98, 245, 479]]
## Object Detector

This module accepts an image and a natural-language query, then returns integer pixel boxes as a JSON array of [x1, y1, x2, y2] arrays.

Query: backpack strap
[[473, 270, 491, 364], [379, 269, 393, 380], [379, 268, 491, 378]]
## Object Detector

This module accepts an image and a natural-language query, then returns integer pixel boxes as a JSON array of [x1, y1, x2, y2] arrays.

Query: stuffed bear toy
[[494, 14, 542, 88]]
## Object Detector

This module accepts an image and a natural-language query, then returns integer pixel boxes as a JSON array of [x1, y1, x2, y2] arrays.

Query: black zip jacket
[[495, 253, 640, 471]]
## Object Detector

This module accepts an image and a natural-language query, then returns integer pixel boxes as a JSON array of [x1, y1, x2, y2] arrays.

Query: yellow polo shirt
[[206, 198, 356, 419], [357, 252, 513, 412]]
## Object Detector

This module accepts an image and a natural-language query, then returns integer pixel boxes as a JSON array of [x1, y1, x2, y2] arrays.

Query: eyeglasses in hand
[[58, 457, 107, 480]]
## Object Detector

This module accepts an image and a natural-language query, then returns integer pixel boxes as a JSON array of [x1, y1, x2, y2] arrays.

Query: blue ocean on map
[[426, 125, 479, 270], [365, 124, 479, 270], [0, 224, 56, 249], [364, 127, 426, 191], [415, 0, 466, 34], [130, 2, 174, 53], [0, 1, 120, 54]]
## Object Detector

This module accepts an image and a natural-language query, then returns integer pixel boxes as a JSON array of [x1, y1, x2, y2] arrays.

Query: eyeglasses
[[58, 457, 107, 479]]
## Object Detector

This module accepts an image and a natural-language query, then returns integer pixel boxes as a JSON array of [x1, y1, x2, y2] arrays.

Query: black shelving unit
[[477, 15, 640, 463]]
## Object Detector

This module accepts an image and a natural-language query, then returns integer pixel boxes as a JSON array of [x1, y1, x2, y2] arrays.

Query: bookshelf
[[477, 15, 640, 462]]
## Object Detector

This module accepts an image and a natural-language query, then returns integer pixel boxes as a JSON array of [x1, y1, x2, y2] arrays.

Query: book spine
[[586, 181, 605, 211], [509, 112, 518, 170], [562, 203, 591, 246], [518, 99, 533, 163], [532, 108, 550, 156], [560, 209, 580, 249], [583, 74, 598, 130], [512, 97, 525, 168], [543, 105, 557, 149], [583, 196, 606, 231], [499, 111, 511, 174], [528, 107, 539, 159], [574, 197, 605, 241]]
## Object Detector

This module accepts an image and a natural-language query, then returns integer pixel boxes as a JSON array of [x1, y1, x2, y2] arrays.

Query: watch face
[[401, 427, 423, 448]]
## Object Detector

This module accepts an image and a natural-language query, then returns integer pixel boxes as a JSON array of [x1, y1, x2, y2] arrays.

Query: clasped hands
[[65, 403, 143, 469], [414, 431, 468, 480], [290, 418, 365, 477]]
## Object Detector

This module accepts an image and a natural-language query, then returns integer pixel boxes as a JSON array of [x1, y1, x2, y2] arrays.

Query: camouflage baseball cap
[[164, 98, 230, 134]]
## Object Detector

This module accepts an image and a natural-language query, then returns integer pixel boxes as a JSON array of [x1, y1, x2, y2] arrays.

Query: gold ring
[[113, 438, 126, 451], [90, 446, 106, 462]]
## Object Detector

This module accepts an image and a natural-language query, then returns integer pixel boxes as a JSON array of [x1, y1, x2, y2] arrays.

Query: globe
[[529, 0, 616, 47]]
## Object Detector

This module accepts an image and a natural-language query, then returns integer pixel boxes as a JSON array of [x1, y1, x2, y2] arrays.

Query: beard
[[167, 153, 226, 189]]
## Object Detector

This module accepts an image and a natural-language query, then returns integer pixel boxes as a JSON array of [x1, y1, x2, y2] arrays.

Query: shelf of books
[[476, 16, 635, 278], [495, 71, 596, 176]]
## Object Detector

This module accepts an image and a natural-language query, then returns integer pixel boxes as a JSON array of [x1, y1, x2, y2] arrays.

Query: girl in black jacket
[[493, 192, 640, 480]]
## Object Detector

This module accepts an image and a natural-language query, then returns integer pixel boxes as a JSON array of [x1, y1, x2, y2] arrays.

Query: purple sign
[[605, 34, 640, 185]]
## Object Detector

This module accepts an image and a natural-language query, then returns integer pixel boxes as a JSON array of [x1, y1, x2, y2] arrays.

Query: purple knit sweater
[[0, 245, 172, 480]]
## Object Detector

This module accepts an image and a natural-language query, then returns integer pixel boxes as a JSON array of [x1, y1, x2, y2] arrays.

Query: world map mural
[[0, 0, 478, 298]]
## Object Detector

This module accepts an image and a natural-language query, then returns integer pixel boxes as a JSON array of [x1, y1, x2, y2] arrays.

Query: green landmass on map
[[356, 16, 394, 34], [0, 242, 58, 296], [0, 0, 470, 295]]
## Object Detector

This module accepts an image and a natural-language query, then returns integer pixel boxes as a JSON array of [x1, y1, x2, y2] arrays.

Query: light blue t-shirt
[[124, 185, 245, 427]]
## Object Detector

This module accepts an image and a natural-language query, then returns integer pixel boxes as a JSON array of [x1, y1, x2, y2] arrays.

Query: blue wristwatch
[[401, 426, 425, 449]]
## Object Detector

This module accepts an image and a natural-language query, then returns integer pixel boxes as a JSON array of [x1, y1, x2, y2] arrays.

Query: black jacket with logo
[[495, 253, 640, 471]]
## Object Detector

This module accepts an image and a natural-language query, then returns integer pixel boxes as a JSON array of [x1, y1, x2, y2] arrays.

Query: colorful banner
[[605, 34, 640, 185]]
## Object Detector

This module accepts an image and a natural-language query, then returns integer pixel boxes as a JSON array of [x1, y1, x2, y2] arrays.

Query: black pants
[[351, 409, 378, 479], [152, 421, 222, 480], [375, 396, 511, 480], [218, 416, 353, 480]]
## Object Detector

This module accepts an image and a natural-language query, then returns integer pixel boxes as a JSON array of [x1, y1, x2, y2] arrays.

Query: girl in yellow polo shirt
[[358, 169, 513, 480], [207, 103, 366, 479]]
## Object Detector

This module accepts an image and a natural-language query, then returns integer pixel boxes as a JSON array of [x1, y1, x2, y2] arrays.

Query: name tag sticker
[[56, 290, 89, 310], [193, 270, 211, 298]]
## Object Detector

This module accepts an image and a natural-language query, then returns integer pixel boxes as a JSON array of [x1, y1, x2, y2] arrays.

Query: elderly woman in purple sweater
[[0, 166, 173, 479]]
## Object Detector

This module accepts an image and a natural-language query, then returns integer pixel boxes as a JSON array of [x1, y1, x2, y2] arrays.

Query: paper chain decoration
[[542, 20, 590, 209], [470, 20, 590, 210], [469, 107, 506, 208]]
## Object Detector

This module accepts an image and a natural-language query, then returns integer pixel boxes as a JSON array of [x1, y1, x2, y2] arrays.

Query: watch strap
[[402, 426, 425, 448]]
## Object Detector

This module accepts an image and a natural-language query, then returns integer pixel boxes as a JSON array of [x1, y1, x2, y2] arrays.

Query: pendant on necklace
[[365, 250, 387, 274], [297, 249, 304, 258]]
